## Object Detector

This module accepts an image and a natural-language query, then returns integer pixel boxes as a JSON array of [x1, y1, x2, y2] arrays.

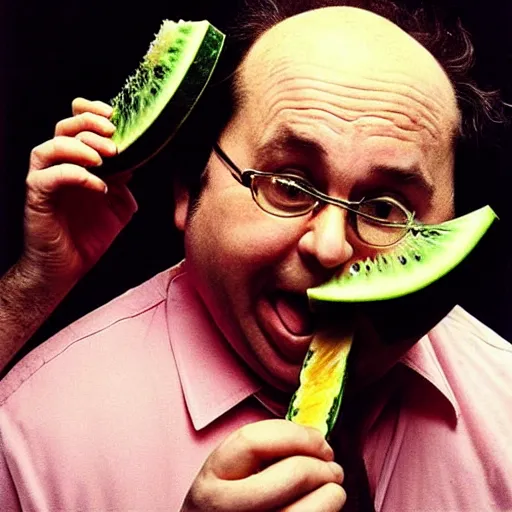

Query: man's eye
[[364, 200, 392, 219], [359, 198, 408, 223], [267, 177, 313, 206], [275, 178, 305, 198]]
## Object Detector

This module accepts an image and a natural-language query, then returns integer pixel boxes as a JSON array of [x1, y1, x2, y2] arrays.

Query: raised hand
[[22, 97, 137, 289], [0, 98, 138, 370]]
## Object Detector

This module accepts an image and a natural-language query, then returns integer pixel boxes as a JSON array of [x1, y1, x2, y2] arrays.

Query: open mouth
[[273, 291, 315, 337], [254, 289, 317, 366]]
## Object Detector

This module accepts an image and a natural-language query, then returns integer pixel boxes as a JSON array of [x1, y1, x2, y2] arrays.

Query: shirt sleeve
[[0, 425, 22, 512]]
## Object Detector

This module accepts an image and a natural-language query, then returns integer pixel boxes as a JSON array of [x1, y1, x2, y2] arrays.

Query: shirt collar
[[399, 322, 461, 422], [166, 267, 262, 431], [164, 263, 461, 429]]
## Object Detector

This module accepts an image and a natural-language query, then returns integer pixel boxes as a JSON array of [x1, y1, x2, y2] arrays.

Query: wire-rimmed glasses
[[213, 143, 417, 247]]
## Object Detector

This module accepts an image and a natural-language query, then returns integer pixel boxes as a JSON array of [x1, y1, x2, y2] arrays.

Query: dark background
[[2, 0, 511, 365]]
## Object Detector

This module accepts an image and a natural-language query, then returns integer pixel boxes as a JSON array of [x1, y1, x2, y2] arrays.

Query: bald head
[[220, 5, 458, 225], [235, 6, 459, 136]]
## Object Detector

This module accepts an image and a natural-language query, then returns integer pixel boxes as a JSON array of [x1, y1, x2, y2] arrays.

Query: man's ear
[[173, 181, 190, 231]]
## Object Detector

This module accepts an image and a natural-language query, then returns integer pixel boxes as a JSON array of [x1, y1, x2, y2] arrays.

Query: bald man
[[1, 3, 511, 511]]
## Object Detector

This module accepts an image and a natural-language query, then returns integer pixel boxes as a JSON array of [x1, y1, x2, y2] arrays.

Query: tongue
[[274, 294, 314, 336]]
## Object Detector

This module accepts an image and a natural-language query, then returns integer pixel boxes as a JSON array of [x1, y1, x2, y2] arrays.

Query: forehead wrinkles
[[241, 56, 456, 144], [235, 7, 459, 142]]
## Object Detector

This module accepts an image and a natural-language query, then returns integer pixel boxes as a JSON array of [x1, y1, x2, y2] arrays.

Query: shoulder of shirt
[[0, 262, 185, 406], [441, 305, 512, 355]]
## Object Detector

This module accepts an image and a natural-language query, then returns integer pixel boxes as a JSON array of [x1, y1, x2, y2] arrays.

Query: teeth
[[274, 293, 314, 336]]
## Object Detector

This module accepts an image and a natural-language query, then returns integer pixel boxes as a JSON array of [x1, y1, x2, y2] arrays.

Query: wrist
[[14, 254, 78, 304], [0, 258, 76, 371]]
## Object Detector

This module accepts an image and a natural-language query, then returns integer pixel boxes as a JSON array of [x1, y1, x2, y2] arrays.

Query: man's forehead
[[236, 6, 458, 128], [243, 7, 443, 71]]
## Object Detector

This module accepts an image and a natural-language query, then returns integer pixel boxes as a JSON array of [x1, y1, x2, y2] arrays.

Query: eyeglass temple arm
[[213, 144, 244, 182]]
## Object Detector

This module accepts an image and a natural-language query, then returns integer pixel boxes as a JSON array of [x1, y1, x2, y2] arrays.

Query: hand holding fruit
[[21, 97, 137, 292], [181, 419, 346, 511]]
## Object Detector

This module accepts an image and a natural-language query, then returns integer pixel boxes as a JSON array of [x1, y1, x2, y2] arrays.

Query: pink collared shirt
[[1, 263, 511, 511]]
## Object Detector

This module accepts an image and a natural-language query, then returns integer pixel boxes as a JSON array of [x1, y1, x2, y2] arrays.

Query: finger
[[27, 163, 107, 196], [210, 420, 334, 480], [281, 482, 347, 512], [218, 457, 343, 511], [75, 131, 117, 158], [30, 136, 103, 171], [55, 112, 116, 138], [72, 97, 113, 118]]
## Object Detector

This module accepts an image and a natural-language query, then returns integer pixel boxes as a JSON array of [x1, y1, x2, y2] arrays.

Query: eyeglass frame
[[212, 143, 418, 245]]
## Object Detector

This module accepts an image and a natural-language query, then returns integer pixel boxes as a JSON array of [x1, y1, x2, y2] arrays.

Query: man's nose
[[297, 205, 354, 270]]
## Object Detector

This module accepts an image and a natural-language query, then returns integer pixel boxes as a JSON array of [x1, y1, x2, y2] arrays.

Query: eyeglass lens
[[251, 175, 408, 246]]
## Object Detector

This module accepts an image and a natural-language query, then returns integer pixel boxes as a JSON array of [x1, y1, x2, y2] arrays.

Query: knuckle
[[25, 170, 36, 187], [291, 456, 308, 476], [233, 424, 255, 451], [54, 118, 67, 134], [71, 97, 83, 108], [71, 97, 87, 111], [50, 136, 68, 153], [288, 457, 338, 491], [80, 111, 96, 124], [287, 457, 316, 489], [29, 142, 50, 169], [57, 162, 75, 175], [300, 425, 327, 454], [234, 419, 274, 445], [305, 426, 324, 446], [75, 131, 92, 143], [30, 143, 44, 162]]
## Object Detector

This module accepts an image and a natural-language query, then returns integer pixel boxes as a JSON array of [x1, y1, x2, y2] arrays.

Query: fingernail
[[327, 462, 344, 482]]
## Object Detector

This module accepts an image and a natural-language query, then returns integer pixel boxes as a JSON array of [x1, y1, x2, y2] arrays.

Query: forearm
[[0, 259, 74, 372]]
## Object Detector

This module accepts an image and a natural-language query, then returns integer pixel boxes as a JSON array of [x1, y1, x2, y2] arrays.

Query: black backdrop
[[2, 0, 511, 366]]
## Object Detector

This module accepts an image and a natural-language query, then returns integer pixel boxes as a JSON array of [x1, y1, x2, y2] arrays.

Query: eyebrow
[[255, 127, 328, 163], [254, 127, 435, 200], [370, 165, 435, 200]]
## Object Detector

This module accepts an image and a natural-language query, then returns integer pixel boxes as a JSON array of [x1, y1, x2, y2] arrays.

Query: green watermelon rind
[[99, 20, 225, 176], [308, 205, 497, 303]]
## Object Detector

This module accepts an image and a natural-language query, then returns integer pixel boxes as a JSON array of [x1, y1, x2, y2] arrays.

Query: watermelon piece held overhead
[[99, 19, 225, 175]]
